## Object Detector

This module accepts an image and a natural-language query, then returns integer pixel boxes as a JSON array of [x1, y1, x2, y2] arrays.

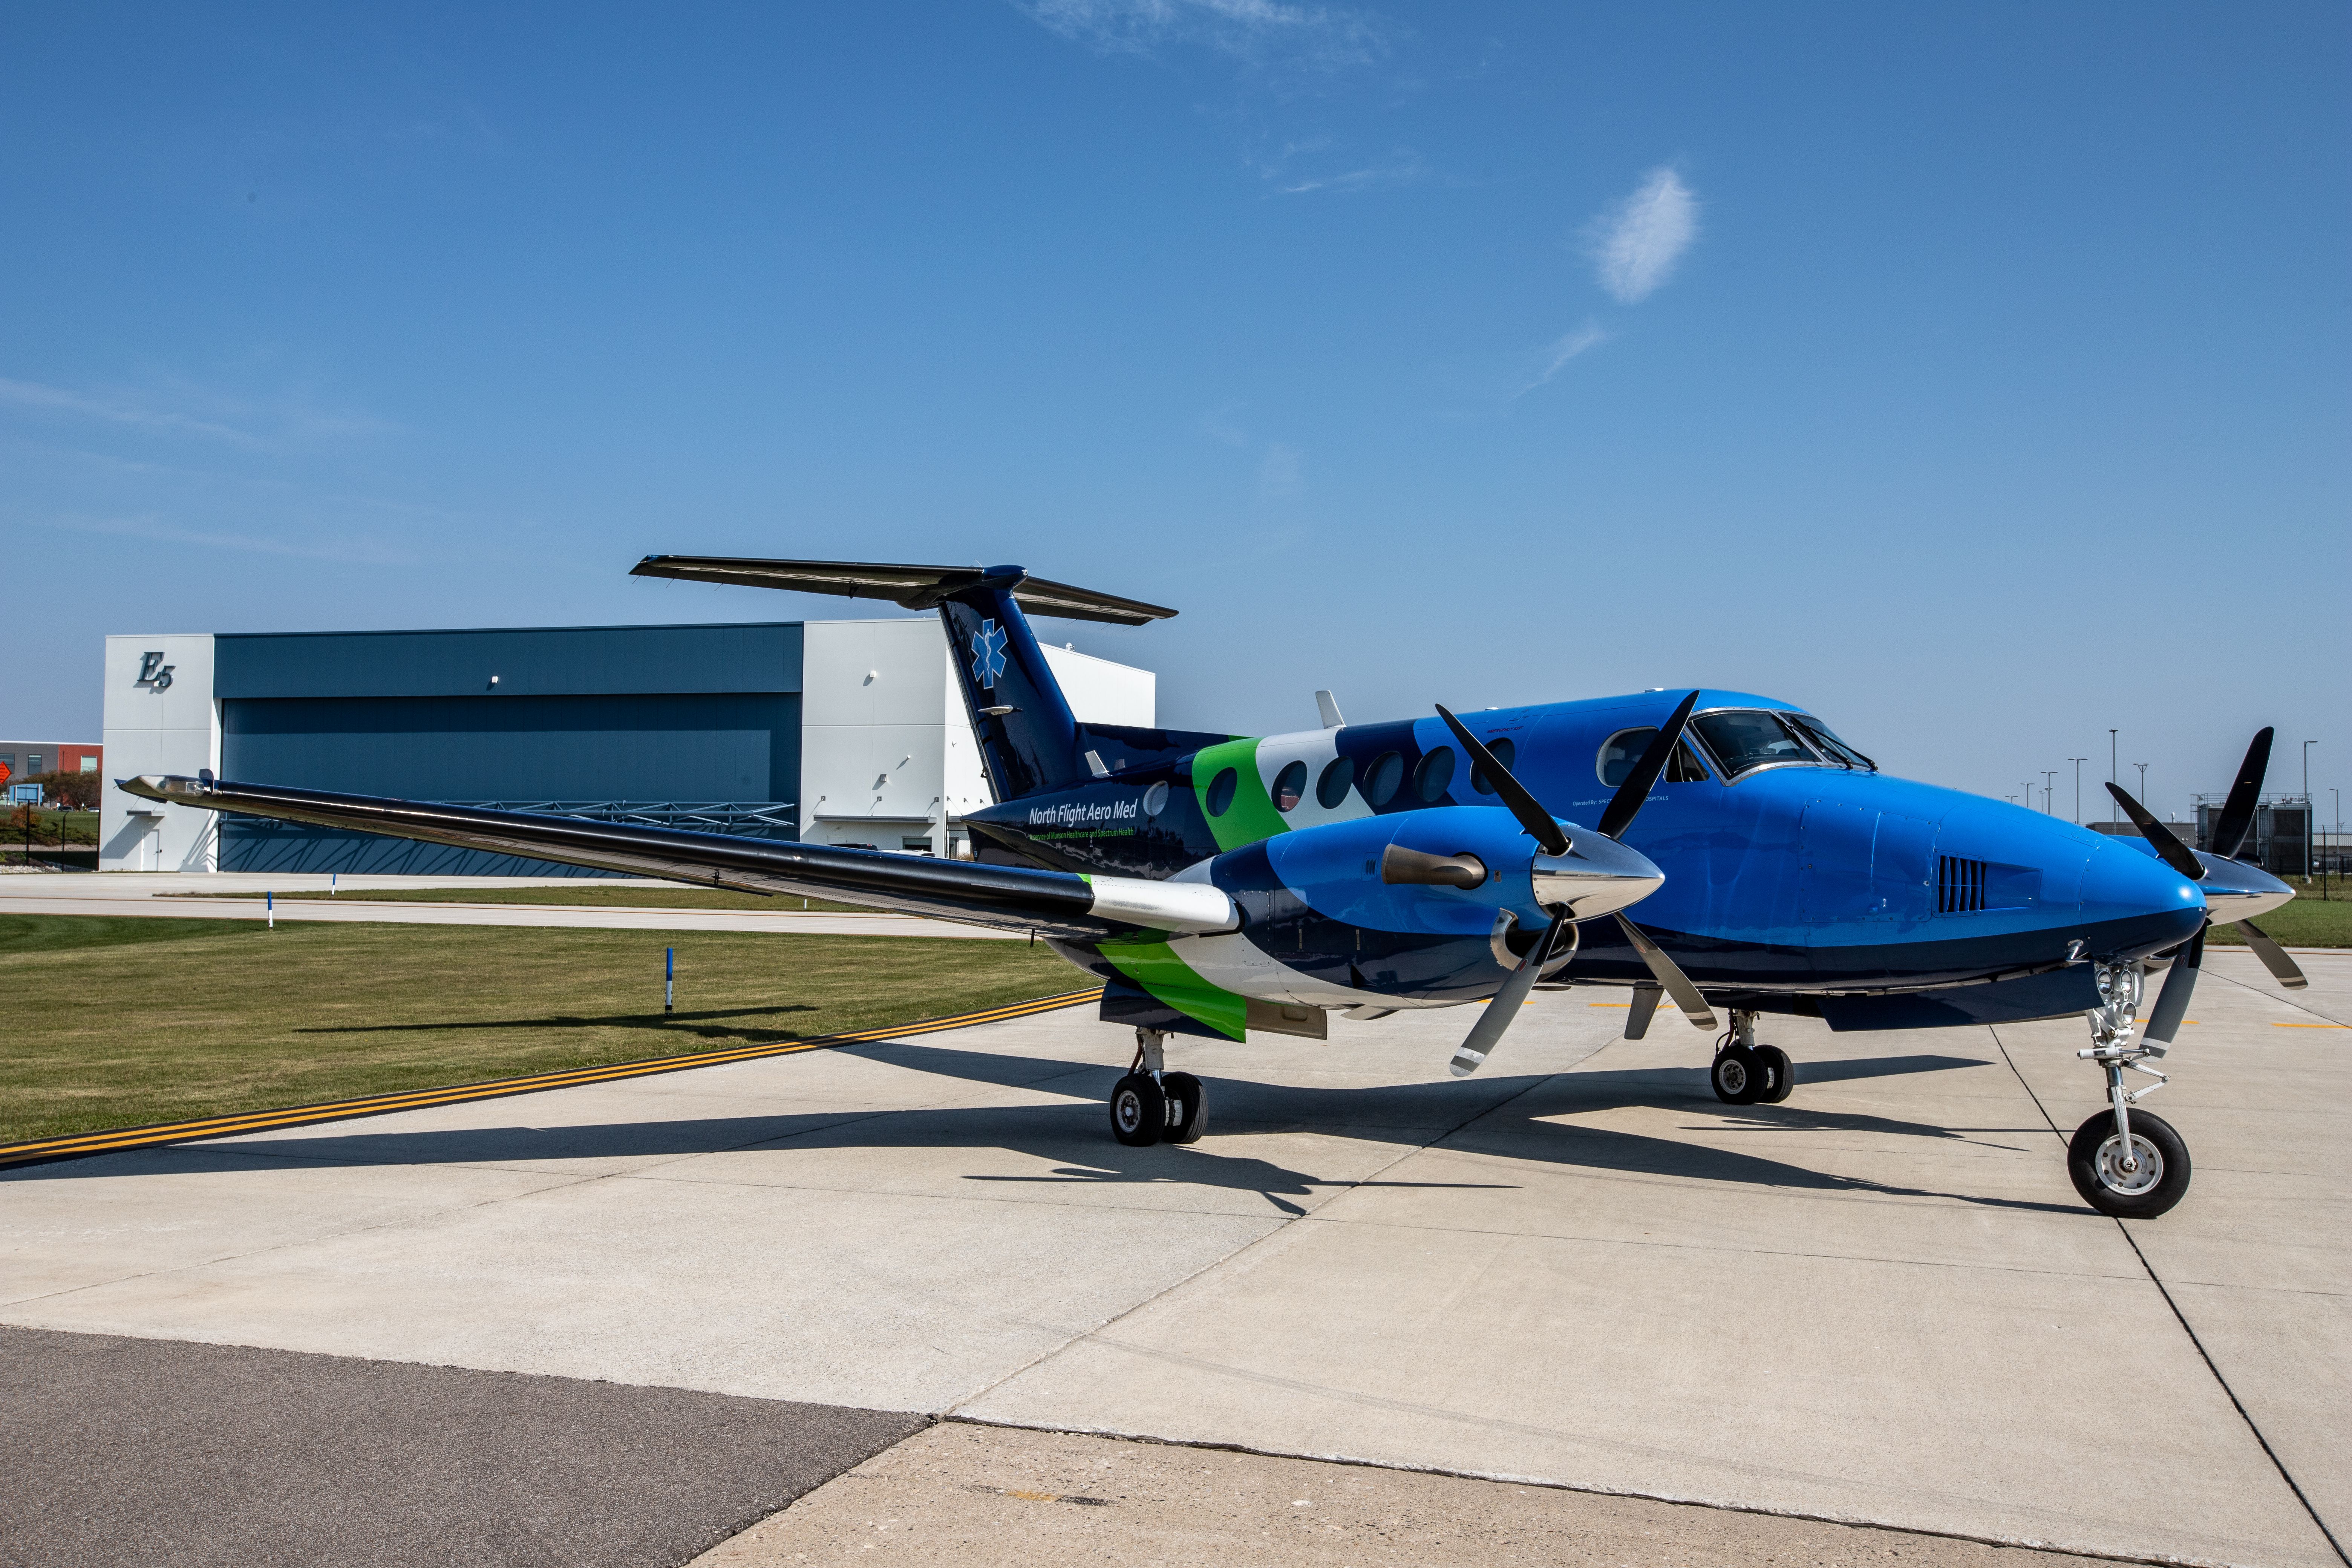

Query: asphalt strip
[[0, 1324, 927, 1568]]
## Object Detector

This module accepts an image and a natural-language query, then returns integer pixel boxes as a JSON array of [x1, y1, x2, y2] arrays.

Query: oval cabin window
[[1205, 767, 1239, 817], [1271, 760, 1308, 813], [1315, 756, 1355, 809], [1414, 746, 1456, 802], [1363, 751, 1404, 808]]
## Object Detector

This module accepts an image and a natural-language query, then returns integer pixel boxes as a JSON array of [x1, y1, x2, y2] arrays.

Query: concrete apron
[[3, 950, 2343, 1566]]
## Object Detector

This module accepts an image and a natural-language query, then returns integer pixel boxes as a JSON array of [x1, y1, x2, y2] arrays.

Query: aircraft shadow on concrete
[[295, 1004, 822, 1044], [14, 1041, 2083, 1216]]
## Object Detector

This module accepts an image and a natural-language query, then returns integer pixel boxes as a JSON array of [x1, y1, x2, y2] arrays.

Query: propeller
[[1430, 695, 1717, 1074], [2209, 728, 2274, 861], [2104, 732, 2307, 1026]]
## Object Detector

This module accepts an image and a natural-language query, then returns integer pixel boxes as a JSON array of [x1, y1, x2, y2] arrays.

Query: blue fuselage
[[966, 688, 2209, 1029]]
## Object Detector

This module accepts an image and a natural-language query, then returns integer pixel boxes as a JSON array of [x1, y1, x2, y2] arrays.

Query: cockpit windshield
[[1786, 714, 1875, 771], [1688, 710, 1817, 776]]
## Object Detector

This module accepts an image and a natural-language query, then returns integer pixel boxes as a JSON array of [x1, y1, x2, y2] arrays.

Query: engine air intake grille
[[1938, 856, 1988, 914]]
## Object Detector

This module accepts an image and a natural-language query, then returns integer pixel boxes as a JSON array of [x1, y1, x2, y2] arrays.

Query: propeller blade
[[1435, 704, 1568, 856], [1596, 691, 1700, 841], [2209, 728, 2274, 860], [1612, 913, 1717, 1030], [1450, 912, 1568, 1076], [2235, 919, 2308, 990], [2103, 782, 2204, 881], [1624, 982, 1663, 1040], [2142, 928, 2202, 1045]]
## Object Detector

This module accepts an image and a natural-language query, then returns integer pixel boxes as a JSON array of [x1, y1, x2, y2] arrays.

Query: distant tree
[[34, 770, 100, 810]]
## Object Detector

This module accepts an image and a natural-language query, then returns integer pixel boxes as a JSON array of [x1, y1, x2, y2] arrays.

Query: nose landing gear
[[2068, 961, 2191, 1217], [1109, 1028, 1207, 1148], [1710, 1011, 1794, 1106]]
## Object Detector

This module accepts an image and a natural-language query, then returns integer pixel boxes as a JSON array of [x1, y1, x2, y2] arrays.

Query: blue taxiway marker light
[[665, 946, 675, 1015], [266, 890, 274, 929]]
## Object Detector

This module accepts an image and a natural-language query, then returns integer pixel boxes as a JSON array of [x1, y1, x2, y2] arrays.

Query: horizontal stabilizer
[[630, 556, 1178, 627]]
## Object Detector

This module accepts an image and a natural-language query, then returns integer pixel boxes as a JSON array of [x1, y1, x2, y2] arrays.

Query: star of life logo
[[970, 619, 1008, 690]]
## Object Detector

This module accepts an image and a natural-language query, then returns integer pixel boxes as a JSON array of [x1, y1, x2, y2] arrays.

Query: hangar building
[[98, 619, 1153, 875]]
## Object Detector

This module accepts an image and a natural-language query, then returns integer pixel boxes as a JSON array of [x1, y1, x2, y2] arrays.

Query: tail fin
[[629, 555, 1177, 801]]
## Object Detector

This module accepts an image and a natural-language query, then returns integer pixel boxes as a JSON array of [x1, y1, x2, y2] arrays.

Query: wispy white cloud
[[1200, 401, 1252, 447], [0, 373, 392, 448], [1020, 0, 1388, 70], [0, 377, 259, 445], [1513, 321, 1607, 398], [1263, 145, 1426, 195], [1258, 442, 1303, 496], [43, 513, 413, 565], [1586, 167, 1699, 303]]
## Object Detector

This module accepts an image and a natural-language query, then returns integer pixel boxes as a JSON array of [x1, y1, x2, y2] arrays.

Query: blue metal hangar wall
[[97, 619, 1158, 875], [215, 622, 801, 876]]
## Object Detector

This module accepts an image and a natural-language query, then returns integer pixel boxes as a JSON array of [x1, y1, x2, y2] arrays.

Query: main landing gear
[[1110, 1028, 1207, 1148], [2067, 960, 2191, 1218], [1710, 1011, 1794, 1106]]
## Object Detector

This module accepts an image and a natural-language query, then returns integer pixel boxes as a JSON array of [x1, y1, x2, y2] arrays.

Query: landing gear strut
[[1109, 1028, 1207, 1148], [1710, 1011, 1794, 1106], [2067, 960, 2191, 1218]]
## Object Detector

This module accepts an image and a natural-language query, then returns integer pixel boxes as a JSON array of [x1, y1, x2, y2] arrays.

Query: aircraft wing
[[117, 775, 1235, 940]]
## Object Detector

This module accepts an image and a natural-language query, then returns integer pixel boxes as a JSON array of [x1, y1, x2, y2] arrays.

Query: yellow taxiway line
[[0, 987, 1107, 1170]]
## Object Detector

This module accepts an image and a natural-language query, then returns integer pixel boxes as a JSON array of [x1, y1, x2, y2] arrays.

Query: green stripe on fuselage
[[1098, 935, 1247, 1041], [1191, 737, 1286, 853]]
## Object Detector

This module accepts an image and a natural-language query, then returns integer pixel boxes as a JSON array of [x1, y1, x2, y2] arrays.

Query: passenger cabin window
[[1205, 767, 1239, 817], [1363, 751, 1404, 808], [1687, 711, 1815, 776], [1469, 737, 1516, 795], [1787, 715, 1875, 771], [1315, 756, 1354, 809], [1414, 746, 1456, 802], [1595, 729, 1711, 786], [1272, 760, 1308, 812]]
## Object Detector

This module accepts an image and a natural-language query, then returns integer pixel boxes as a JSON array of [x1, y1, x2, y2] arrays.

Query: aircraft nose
[[2079, 838, 2205, 945]]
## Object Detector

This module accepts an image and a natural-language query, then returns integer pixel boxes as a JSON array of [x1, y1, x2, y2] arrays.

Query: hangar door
[[218, 692, 800, 876]]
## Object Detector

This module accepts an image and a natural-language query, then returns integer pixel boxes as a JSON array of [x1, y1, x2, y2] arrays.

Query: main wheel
[[1109, 1072, 1165, 1147], [1711, 1046, 1762, 1106], [1754, 1046, 1795, 1104], [2067, 1110, 2191, 1218], [1161, 1072, 1208, 1144]]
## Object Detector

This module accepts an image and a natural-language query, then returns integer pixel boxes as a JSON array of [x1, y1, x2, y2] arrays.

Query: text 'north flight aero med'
[[125, 557, 2306, 1219]]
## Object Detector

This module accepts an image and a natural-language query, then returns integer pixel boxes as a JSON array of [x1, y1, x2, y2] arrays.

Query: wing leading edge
[[118, 775, 1234, 939]]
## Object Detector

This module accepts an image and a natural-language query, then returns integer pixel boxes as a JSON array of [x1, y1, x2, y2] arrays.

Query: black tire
[[1754, 1046, 1795, 1104], [1110, 1072, 1164, 1147], [1711, 1046, 1762, 1106], [2067, 1110, 2191, 1218], [1162, 1072, 1207, 1144]]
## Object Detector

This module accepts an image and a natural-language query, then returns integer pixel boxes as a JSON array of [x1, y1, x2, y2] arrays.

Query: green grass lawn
[[0, 915, 1087, 1146], [166, 884, 870, 913], [2205, 893, 2352, 947]]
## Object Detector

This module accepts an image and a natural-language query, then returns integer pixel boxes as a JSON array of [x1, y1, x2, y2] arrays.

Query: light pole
[[2068, 758, 2088, 825], [2022, 782, 2035, 813], [2134, 762, 2148, 810], [2305, 747, 2324, 884], [2042, 771, 2058, 816]]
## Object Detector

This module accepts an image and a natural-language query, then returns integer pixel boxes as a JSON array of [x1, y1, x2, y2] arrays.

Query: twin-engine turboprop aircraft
[[124, 557, 2304, 1219]]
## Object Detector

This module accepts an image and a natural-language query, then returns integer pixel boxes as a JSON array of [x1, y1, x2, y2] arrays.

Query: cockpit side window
[[1787, 715, 1875, 771], [1688, 711, 1816, 776], [1596, 729, 1714, 786]]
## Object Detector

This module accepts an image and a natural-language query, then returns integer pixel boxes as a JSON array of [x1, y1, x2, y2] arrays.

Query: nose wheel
[[2070, 961, 2193, 1217], [1711, 1014, 1794, 1105]]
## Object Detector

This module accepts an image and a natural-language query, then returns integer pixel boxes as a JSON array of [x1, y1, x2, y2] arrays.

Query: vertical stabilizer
[[936, 569, 1086, 799]]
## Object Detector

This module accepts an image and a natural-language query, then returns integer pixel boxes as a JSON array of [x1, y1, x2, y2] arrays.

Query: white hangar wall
[[796, 619, 1154, 855]]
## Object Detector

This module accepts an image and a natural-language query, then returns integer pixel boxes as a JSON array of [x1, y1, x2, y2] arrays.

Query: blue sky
[[5, 2, 2344, 822]]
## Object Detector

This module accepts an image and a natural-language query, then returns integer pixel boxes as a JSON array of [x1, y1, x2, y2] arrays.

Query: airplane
[[122, 556, 2306, 1221]]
